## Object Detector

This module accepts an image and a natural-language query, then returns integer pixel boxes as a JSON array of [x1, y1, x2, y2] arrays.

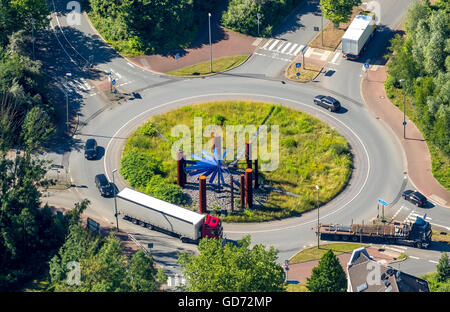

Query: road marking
[[330, 52, 341, 65], [261, 39, 273, 50], [252, 38, 263, 46], [287, 43, 299, 55], [392, 205, 404, 219], [274, 41, 286, 52], [409, 256, 420, 260], [254, 52, 292, 62], [429, 222, 450, 231], [293, 45, 304, 56], [280, 42, 292, 54], [428, 260, 439, 264], [268, 39, 280, 51]]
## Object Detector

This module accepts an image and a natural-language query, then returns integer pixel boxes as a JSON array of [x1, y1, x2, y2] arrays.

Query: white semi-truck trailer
[[342, 13, 376, 60], [116, 187, 223, 242]]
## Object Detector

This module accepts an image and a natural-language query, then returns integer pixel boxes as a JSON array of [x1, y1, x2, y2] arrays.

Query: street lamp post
[[399, 79, 406, 139], [257, 13, 261, 36], [316, 185, 320, 249], [321, 6, 324, 47], [112, 169, 119, 231], [208, 13, 213, 73], [65, 73, 72, 134]]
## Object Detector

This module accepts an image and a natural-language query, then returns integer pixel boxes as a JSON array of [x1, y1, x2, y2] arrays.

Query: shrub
[[281, 138, 297, 148], [120, 151, 162, 188], [144, 175, 187, 206], [139, 122, 158, 137]]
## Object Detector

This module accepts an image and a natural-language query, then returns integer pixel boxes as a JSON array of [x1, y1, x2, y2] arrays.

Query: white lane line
[[281, 42, 292, 54], [105, 93, 371, 235], [292, 44, 305, 56], [392, 205, 404, 219], [409, 256, 420, 260], [330, 52, 341, 64], [254, 52, 292, 62], [428, 260, 439, 264], [261, 39, 273, 49], [287, 43, 299, 55], [268, 39, 280, 51], [429, 222, 450, 231]]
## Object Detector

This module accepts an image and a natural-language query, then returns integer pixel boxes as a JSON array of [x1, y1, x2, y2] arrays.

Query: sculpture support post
[[177, 150, 186, 187], [230, 175, 234, 212], [245, 168, 253, 208], [254, 159, 259, 189], [245, 141, 252, 169], [199, 176, 207, 214], [240, 174, 245, 209]]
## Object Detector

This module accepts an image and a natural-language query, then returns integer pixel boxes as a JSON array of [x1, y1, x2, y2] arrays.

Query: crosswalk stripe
[[268, 40, 280, 51], [281, 42, 292, 54], [274, 41, 286, 52], [292, 44, 304, 55], [287, 43, 299, 55], [261, 39, 273, 50]]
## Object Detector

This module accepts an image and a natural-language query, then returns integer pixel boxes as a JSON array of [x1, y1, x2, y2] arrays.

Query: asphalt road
[[40, 0, 449, 285]]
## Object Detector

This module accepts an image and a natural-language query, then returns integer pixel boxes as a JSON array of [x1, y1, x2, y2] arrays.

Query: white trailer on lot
[[117, 187, 205, 241], [342, 14, 376, 59]]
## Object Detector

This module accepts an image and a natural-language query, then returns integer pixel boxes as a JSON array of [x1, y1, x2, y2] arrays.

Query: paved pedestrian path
[[361, 66, 450, 208]]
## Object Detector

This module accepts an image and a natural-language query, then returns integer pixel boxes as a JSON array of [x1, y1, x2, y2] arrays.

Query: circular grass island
[[120, 101, 352, 222]]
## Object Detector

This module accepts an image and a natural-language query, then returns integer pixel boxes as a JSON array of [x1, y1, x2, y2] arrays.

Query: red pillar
[[240, 174, 245, 209], [245, 141, 252, 169], [245, 168, 253, 208], [199, 176, 207, 214]]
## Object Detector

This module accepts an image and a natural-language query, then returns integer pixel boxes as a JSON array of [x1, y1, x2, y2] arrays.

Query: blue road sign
[[175, 53, 180, 60], [403, 121, 407, 126], [286, 280, 300, 285], [378, 199, 388, 207], [285, 267, 290, 271], [296, 72, 301, 77], [364, 63, 370, 68], [112, 79, 116, 85], [296, 62, 301, 68], [113, 89, 118, 94]]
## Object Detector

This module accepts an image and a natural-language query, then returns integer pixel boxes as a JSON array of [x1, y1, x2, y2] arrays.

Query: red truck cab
[[202, 214, 223, 239]]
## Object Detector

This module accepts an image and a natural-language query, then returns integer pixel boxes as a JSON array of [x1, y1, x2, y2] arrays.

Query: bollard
[[177, 150, 186, 187], [245, 168, 253, 208], [245, 141, 252, 169]]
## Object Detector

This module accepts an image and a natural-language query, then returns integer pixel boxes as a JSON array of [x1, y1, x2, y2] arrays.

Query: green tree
[[127, 250, 167, 291], [120, 150, 162, 188], [178, 235, 285, 292], [21, 105, 54, 151], [437, 253, 450, 282], [306, 249, 347, 292], [320, 0, 362, 26]]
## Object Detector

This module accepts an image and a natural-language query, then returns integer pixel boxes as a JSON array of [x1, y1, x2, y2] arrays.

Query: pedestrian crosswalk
[[258, 39, 305, 57], [403, 211, 431, 224], [66, 78, 92, 92]]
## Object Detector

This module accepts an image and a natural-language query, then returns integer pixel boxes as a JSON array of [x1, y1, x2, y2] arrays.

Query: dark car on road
[[314, 95, 341, 112], [402, 190, 427, 207], [84, 139, 98, 160], [95, 174, 114, 197]]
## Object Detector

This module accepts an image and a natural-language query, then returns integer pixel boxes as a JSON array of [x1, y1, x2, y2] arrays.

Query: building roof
[[117, 187, 205, 225], [347, 247, 430, 292]]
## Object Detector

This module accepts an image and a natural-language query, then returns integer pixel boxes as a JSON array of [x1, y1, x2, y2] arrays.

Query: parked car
[[314, 95, 341, 112], [84, 139, 98, 160], [95, 174, 114, 197], [402, 190, 427, 207]]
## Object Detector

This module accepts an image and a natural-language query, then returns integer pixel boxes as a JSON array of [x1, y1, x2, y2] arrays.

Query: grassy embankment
[[166, 55, 249, 77], [122, 101, 352, 222]]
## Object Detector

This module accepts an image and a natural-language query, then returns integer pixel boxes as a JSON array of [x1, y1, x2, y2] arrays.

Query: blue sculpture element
[[185, 148, 231, 187]]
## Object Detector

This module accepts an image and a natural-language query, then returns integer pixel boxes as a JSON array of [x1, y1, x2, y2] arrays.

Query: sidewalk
[[361, 66, 450, 208], [129, 25, 257, 74], [286, 246, 395, 282]]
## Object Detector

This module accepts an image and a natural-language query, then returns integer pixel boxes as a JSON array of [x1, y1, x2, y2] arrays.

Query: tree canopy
[[306, 249, 347, 292], [178, 235, 285, 292], [320, 0, 362, 26]]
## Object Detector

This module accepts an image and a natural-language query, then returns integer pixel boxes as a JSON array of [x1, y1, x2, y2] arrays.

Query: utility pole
[[65, 73, 72, 134], [208, 13, 213, 73], [399, 79, 406, 139], [316, 185, 320, 249], [321, 5, 324, 47], [112, 169, 119, 231], [257, 13, 261, 36]]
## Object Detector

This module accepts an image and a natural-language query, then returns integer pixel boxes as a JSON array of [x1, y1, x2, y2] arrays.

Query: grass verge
[[285, 281, 309, 292], [290, 243, 365, 264], [286, 63, 322, 82], [432, 230, 450, 243], [309, 6, 364, 51], [122, 101, 352, 222], [166, 55, 249, 77]]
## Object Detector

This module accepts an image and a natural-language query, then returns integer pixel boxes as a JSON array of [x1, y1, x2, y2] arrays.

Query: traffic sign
[[364, 63, 370, 68], [113, 89, 118, 94], [403, 121, 407, 126], [296, 62, 301, 68], [175, 53, 180, 60], [286, 280, 300, 285], [112, 79, 116, 86], [296, 72, 301, 77], [378, 199, 388, 207]]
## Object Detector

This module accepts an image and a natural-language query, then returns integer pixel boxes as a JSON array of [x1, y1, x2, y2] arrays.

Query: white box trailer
[[342, 14, 376, 59], [116, 188, 222, 242]]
